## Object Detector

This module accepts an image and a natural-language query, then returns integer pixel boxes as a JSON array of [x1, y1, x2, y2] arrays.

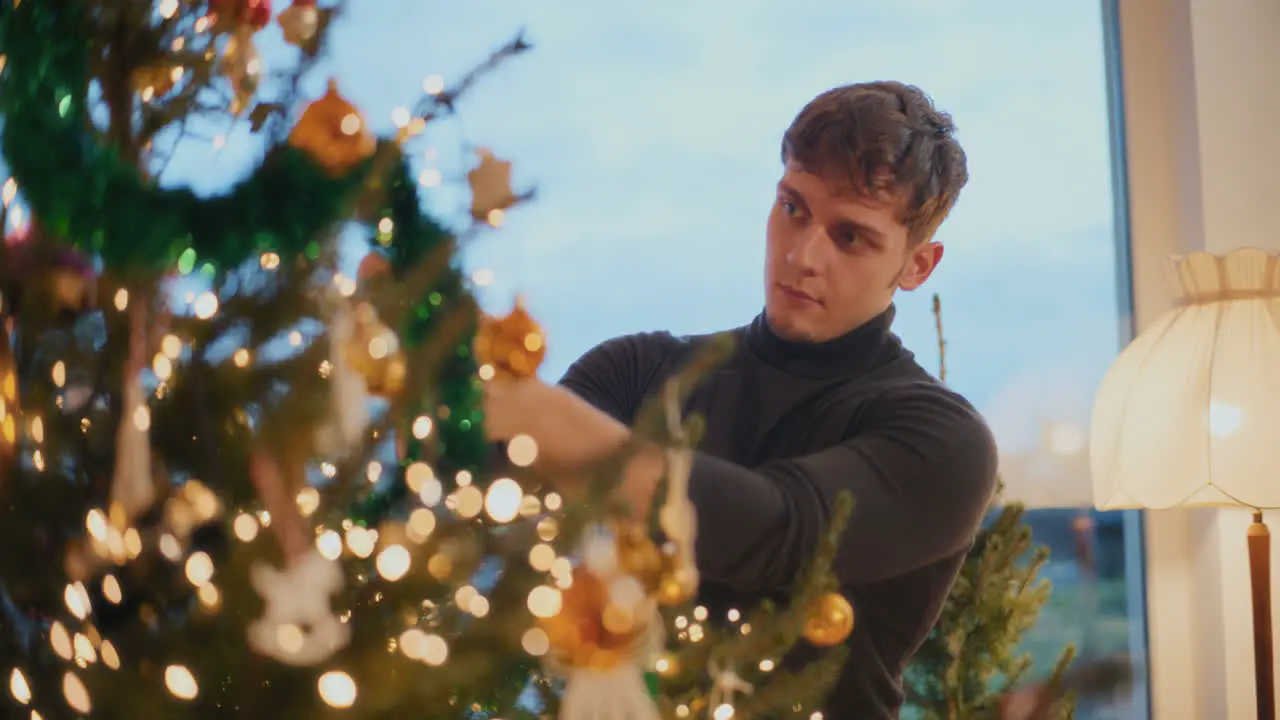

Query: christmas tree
[[902, 295, 1076, 720], [0, 2, 853, 717]]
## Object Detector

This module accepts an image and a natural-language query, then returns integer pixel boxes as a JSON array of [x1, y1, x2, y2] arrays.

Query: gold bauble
[[801, 591, 855, 647], [164, 480, 224, 542], [615, 525, 665, 592], [655, 569, 697, 608], [344, 302, 406, 398], [538, 566, 648, 670], [473, 298, 546, 381], [288, 78, 377, 177]]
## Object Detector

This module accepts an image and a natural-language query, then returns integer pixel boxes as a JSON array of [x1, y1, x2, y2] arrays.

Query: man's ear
[[898, 241, 943, 291]]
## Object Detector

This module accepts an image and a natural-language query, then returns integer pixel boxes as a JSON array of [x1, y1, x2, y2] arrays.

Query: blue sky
[[27, 1, 1126, 505]]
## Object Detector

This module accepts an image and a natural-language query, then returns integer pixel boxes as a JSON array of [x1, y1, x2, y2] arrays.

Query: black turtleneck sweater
[[558, 308, 998, 718]]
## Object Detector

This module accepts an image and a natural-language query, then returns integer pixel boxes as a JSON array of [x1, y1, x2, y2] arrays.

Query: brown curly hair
[[781, 81, 970, 245]]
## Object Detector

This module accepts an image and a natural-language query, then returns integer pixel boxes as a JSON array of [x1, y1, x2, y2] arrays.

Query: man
[[482, 81, 999, 717]]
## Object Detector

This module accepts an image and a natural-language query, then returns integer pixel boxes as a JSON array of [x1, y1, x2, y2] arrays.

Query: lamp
[[1090, 247, 1280, 720]]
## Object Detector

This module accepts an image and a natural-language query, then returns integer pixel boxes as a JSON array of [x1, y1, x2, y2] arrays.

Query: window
[[152, 1, 1149, 715]]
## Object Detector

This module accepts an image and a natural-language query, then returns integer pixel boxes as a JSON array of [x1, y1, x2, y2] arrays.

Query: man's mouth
[[778, 284, 821, 305]]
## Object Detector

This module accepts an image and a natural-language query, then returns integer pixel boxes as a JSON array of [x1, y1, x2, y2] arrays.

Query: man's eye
[[838, 230, 860, 245], [781, 200, 798, 215]]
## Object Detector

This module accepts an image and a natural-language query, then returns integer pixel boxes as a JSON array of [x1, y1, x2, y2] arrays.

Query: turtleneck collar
[[743, 305, 904, 380]]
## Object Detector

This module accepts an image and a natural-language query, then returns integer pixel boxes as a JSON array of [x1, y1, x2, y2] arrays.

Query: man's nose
[[786, 228, 825, 275]]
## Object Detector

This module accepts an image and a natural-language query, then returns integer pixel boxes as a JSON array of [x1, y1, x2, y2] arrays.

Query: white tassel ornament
[[110, 300, 155, 521]]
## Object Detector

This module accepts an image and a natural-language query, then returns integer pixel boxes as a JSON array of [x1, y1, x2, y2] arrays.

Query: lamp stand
[[1248, 510, 1275, 720]]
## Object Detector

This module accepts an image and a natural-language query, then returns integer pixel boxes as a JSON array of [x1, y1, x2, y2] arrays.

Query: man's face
[[764, 160, 943, 343]]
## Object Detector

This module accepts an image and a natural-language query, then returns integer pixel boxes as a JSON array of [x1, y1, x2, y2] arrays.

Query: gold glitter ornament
[[801, 591, 855, 647], [343, 302, 406, 398], [473, 298, 546, 381], [287, 79, 377, 177]]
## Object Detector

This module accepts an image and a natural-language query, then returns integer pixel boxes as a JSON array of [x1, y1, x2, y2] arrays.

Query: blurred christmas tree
[[0, 1, 851, 717], [902, 295, 1075, 720]]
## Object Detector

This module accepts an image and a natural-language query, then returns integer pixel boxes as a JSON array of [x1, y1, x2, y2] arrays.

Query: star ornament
[[467, 148, 517, 223]]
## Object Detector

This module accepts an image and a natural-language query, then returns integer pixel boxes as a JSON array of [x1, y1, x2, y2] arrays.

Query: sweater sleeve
[[557, 332, 677, 425], [688, 383, 999, 592]]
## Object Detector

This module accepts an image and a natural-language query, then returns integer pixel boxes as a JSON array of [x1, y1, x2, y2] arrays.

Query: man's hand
[[482, 378, 628, 468], [482, 378, 664, 520]]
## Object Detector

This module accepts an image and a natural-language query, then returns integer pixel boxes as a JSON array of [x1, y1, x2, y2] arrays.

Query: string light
[[185, 552, 214, 586], [346, 526, 377, 559], [62, 672, 91, 714], [64, 583, 90, 620], [100, 641, 121, 670], [453, 485, 483, 519], [164, 665, 198, 700], [101, 575, 123, 604], [339, 113, 362, 136], [520, 627, 549, 657], [317, 671, 357, 708], [411, 415, 433, 439], [161, 334, 183, 358], [506, 435, 538, 466], [193, 291, 218, 319], [420, 634, 448, 666], [8, 668, 31, 705], [526, 586, 561, 618], [544, 492, 563, 511], [49, 621, 72, 660], [316, 530, 343, 560], [375, 544, 411, 581], [232, 512, 259, 541], [483, 478, 522, 523], [72, 633, 95, 665], [528, 543, 555, 572], [405, 508, 436, 543], [535, 517, 558, 542], [197, 584, 220, 610]]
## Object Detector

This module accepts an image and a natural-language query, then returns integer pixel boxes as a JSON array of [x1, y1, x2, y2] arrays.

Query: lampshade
[[1090, 247, 1280, 511]]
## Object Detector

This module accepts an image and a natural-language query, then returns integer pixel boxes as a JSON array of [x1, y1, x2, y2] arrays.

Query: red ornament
[[244, 0, 272, 30], [213, 0, 272, 31]]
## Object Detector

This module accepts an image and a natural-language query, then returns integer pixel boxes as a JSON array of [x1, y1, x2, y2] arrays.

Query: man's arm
[[490, 352, 997, 591], [678, 384, 998, 592]]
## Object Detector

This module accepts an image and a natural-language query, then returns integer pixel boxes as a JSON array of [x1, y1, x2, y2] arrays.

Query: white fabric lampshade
[[1091, 247, 1280, 511]]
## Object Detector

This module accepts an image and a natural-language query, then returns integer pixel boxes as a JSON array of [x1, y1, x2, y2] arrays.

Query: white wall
[[1113, 0, 1280, 717]]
